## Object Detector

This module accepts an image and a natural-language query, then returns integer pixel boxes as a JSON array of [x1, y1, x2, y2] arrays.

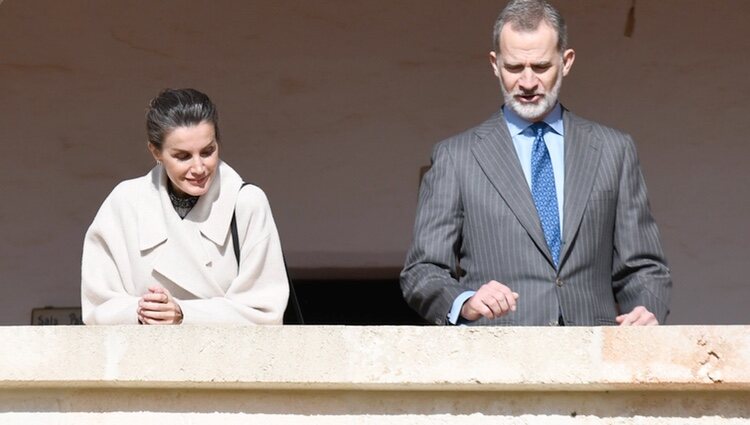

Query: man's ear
[[489, 51, 501, 78], [561, 48, 575, 77]]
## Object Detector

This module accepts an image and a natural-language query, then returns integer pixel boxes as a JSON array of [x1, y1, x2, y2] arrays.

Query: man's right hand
[[460, 280, 519, 321]]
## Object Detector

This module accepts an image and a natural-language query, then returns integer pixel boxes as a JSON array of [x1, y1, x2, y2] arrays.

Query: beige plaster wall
[[0, 326, 749, 423], [0, 1, 748, 325]]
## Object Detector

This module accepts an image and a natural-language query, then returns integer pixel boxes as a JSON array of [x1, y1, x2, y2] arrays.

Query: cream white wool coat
[[81, 161, 289, 325]]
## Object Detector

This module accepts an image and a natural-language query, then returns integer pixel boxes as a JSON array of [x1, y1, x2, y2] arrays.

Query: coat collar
[[184, 162, 244, 246], [135, 161, 244, 298], [137, 168, 169, 252], [137, 161, 243, 252]]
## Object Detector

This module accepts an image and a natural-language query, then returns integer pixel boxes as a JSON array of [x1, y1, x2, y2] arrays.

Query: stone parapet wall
[[1, 326, 748, 423]]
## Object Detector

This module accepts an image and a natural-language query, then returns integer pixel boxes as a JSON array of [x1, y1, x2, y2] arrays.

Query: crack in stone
[[707, 372, 723, 383], [706, 350, 723, 383], [696, 339, 723, 383], [699, 349, 721, 366]]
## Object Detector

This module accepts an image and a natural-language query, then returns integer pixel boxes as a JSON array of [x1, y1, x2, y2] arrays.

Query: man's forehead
[[498, 20, 558, 52], [497, 42, 559, 63]]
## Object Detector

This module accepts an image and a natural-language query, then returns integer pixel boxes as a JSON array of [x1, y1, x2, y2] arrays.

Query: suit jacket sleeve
[[611, 136, 672, 322], [401, 141, 471, 324], [178, 186, 289, 325]]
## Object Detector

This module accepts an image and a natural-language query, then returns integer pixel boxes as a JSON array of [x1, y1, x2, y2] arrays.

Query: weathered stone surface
[[0, 326, 748, 423], [1, 325, 748, 390]]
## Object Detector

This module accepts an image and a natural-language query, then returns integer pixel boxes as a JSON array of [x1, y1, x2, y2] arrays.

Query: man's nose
[[518, 69, 538, 91]]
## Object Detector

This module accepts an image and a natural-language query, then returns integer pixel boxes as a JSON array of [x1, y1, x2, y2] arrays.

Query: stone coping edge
[[1, 325, 747, 392]]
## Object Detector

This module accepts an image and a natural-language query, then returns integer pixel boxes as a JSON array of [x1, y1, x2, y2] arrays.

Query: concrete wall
[[0, 1, 748, 325], [0, 325, 749, 423]]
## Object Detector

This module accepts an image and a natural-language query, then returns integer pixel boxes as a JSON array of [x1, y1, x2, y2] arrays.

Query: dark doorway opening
[[289, 271, 427, 325]]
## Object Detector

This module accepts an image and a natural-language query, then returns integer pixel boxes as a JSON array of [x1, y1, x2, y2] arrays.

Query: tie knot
[[529, 121, 548, 138]]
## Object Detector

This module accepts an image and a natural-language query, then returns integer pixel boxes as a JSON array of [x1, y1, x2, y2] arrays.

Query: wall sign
[[31, 307, 83, 326]]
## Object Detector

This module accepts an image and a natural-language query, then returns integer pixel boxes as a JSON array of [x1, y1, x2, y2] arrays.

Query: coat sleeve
[[178, 186, 290, 325], [611, 135, 672, 322], [400, 141, 471, 324], [81, 192, 141, 325]]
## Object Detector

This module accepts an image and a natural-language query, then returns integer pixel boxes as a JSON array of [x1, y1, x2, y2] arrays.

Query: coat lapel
[[139, 163, 239, 299], [187, 163, 242, 248], [151, 234, 221, 299], [471, 111, 554, 265], [137, 167, 168, 252], [559, 110, 602, 265]]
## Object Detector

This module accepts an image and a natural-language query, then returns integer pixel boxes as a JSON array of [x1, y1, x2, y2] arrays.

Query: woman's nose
[[192, 158, 206, 174]]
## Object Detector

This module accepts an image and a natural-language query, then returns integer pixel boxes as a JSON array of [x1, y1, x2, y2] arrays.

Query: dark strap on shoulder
[[231, 183, 304, 324]]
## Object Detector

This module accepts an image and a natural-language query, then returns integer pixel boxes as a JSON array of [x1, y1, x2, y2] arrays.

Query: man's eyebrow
[[503, 60, 553, 67]]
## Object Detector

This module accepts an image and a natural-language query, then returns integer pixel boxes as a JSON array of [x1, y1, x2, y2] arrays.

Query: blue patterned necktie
[[530, 122, 561, 267]]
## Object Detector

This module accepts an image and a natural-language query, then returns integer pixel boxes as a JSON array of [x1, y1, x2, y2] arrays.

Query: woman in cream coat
[[81, 88, 289, 325]]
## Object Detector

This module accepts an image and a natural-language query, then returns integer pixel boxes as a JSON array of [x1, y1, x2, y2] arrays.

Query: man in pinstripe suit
[[400, 0, 671, 326]]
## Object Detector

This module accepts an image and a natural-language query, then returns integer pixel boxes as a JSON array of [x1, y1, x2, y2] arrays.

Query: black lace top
[[167, 183, 199, 219]]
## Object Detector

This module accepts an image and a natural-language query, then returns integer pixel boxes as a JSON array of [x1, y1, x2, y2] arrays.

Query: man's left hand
[[615, 306, 658, 326]]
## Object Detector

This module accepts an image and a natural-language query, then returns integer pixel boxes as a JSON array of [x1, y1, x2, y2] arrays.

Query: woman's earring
[[156, 160, 161, 165]]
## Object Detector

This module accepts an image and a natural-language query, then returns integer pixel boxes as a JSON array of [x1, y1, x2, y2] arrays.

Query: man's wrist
[[447, 291, 476, 325]]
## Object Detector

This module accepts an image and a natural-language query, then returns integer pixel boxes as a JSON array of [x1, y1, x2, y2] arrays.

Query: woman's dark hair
[[146, 88, 220, 150]]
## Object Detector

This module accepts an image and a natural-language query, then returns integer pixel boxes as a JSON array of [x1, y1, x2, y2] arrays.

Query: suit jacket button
[[555, 278, 563, 287]]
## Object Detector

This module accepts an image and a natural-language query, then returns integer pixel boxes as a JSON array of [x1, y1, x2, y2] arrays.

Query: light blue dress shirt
[[447, 103, 566, 325]]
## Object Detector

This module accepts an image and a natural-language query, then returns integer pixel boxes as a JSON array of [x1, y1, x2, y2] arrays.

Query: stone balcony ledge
[[1, 325, 748, 424], [1, 325, 748, 391]]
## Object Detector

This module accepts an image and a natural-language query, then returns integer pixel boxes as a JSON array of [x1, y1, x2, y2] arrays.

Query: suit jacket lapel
[[471, 111, 554, 265], [560, 110, 602, 265]]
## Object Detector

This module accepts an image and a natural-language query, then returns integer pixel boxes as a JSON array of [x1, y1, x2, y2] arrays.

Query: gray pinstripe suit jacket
[[400, 107, 671, 326]]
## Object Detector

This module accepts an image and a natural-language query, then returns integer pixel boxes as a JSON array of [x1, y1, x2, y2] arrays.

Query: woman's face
[[148, 121, 220, 197]]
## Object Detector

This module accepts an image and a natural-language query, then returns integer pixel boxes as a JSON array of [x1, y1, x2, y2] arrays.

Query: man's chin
[[507, 100, 553, 122]]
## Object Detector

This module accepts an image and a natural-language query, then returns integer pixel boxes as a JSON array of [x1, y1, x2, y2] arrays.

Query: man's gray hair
[[492, 0, 568, 53]]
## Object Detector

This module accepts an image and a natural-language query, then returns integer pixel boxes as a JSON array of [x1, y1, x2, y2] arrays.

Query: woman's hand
[[138, 286, 183, 325]]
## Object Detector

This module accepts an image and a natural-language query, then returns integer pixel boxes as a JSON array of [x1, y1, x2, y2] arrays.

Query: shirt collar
[[503, 102, 564, 136]]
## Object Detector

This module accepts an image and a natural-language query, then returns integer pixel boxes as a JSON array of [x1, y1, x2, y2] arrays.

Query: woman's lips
[[188, 176, 208, 186]]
